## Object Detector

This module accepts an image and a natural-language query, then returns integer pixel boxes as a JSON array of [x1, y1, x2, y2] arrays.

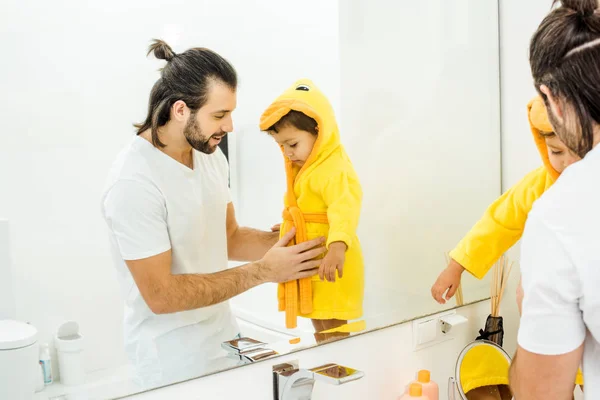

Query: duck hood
[[259, 79, 340, 177], [528, 95, 560, 181]]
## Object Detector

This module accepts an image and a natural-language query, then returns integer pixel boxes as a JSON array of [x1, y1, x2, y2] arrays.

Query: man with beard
[[509, 0, 600, 399], [101, 40, 325, 385]]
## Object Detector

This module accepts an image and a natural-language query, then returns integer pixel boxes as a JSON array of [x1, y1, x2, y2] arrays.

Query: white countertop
[[33, 364, 141, 400]]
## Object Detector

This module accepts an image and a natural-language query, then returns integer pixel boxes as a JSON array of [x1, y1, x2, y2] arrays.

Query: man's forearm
[[510, 351, 547, 400], [152, 262, 266, 314], [228, 227, 278, 262], [510, 347, 581, 400], [509, 352, 523, 397]]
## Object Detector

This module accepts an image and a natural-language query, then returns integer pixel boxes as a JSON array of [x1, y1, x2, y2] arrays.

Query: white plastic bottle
[[39, 343, 53, 385]]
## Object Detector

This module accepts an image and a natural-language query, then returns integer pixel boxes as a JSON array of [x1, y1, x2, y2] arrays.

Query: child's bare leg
[[312, 319, 324, 343], [313, 319, 349, 344], [311, 319, 324, 332], [497, 384, 513, 400]]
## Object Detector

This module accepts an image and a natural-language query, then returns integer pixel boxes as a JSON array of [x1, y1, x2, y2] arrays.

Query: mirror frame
[[448, 339, 512, 400]]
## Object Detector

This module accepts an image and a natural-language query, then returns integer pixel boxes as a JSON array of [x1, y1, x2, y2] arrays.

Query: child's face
[[545, 133, 580, 173], [271, 125, 317, 167]]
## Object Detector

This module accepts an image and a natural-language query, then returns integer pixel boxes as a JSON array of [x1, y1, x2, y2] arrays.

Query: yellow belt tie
[[279, 207, 328, 328]]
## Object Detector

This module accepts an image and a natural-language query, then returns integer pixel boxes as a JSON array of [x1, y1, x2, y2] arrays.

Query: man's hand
[[431, 258, 465, 304], [319, 242, 347, 282], [260, 228, 326, 283]]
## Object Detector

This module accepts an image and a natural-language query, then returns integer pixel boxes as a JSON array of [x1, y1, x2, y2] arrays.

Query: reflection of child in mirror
[[431, 95, 583, 389], [431, 95, 579, 302], [260, 79, 364, 342]]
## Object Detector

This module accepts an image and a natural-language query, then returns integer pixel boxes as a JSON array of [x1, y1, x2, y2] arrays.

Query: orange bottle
[[409, 370, 438, 400], [399, 383, 429, 400]]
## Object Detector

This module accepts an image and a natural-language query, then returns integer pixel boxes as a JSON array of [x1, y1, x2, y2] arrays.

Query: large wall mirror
[[0, 0, 500, 398]]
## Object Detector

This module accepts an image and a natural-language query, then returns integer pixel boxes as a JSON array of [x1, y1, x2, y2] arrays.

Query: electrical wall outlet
[[412, 310, 465, 351]]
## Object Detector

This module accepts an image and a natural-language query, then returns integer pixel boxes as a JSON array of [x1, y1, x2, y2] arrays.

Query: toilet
[[0, 320, 39, 400]]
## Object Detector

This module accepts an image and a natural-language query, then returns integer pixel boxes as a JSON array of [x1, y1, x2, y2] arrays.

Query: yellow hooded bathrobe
[[449, 95, 583, 387], [259, 79, 364, 329]]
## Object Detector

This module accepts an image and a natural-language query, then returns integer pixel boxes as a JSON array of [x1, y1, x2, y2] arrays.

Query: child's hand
[[271, 224, 281, 232], [431, 259, 465, 304], [319, 242, 347, 282]]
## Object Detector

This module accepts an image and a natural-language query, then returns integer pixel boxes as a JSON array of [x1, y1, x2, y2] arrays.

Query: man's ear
[[540, 84, 564, 124], [171, 100, 188, 122]]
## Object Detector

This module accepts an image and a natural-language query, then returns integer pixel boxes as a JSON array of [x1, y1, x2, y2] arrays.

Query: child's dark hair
[[267, 111, 318, 135]]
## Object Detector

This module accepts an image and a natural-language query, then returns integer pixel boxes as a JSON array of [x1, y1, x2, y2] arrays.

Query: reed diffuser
[[477, 255, 514, 347]]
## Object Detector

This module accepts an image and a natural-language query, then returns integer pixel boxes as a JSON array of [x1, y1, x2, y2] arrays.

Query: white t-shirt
[[101, 136, 239, 385], [518, 144, 600, 399]]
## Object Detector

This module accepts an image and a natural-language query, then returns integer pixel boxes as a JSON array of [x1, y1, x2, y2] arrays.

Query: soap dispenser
[[399, 383, 429, 400]]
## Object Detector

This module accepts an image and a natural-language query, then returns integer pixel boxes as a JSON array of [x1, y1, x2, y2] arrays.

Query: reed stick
[[455, 282, 464, 306], [497, 260, 514, 312], [490, 255, 513, 317]]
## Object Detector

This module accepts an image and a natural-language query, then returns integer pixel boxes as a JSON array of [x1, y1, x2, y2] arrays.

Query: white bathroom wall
[[0, 0, 339, 374], [0, 220, 16, 320], [499, 0, 554, 189]]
